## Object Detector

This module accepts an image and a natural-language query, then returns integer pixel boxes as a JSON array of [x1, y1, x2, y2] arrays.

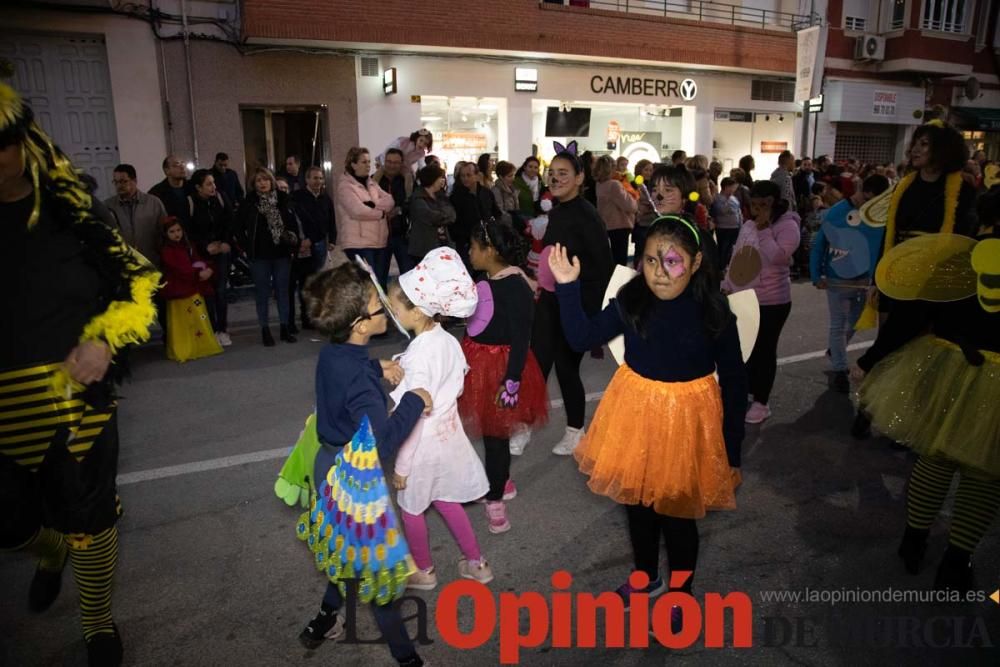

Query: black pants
[[625, 503, 698, 589], [531, 292, 586, 429], [608, 229, 631, 267], [715, 227, 740, 270], [482, 436, 511, 501], [746, 301, 792, 405], [288, 256, 316, 327]]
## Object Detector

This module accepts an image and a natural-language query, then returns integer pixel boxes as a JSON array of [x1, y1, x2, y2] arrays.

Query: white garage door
[[0, 33, 120, 198]]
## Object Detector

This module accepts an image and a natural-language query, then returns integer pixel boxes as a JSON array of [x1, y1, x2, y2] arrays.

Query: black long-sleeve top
[[469, 275, 535, 382], [292, 188, 336, 244], [186, 192, 235, 256], [555, 280, 747, 466], [543, 196, 614, 315], [450, 183, 501, 245]]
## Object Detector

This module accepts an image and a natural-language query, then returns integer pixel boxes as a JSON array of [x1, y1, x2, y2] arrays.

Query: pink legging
[[401, 501, 482, 570]]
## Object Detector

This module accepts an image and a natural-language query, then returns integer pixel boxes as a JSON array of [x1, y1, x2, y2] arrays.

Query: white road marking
[[117, 342, 872, 486]]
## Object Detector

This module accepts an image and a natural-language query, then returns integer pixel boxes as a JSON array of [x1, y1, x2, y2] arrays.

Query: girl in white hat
[[387, 247, 494, 589]]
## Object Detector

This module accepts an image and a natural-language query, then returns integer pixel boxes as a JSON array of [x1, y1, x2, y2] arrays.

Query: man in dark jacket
[[149, 155, 190, 221], [211, 152, 245, 209], [793, 156, 816, 209], [374, 148, 415, 276], [289, 166, 335, 330]]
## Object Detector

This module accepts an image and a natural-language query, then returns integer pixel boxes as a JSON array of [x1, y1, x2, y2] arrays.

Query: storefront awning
[[951, 107, 1000, 131]]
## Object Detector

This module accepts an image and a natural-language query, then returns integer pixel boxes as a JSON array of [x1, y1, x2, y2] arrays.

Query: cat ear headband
[[553, 140, 579, 156]]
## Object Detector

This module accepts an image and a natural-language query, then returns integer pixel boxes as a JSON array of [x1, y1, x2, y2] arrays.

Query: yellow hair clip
[[688, 191, 700, 203], [925, 119, 945, 128]]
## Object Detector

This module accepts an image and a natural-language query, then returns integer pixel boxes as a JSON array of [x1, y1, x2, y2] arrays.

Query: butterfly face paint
[[661, 247, 688, 278]]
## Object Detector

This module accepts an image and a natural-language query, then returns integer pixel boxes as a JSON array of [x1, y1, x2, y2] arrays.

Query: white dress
[[390, 325, 489, 515]]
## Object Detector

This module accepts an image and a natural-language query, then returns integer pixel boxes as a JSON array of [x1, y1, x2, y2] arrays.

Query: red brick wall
[[243, 0, 797, 74]]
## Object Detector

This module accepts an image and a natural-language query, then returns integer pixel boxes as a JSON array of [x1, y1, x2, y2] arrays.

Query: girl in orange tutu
[[459, 219, 549, 534], [548, 214, 746, 625]]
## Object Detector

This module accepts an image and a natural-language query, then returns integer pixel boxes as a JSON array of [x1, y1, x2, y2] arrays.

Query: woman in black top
[[533, 151, 614, 456], [236, 167, 299, 346], [450, 162, 501, 273], [0, 82, 159, 667], [187, 169, 235, 343]]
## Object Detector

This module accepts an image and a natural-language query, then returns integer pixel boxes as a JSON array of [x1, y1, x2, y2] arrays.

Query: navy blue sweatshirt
[[555, 280, 747, 466], [315, 343, 424, 461]]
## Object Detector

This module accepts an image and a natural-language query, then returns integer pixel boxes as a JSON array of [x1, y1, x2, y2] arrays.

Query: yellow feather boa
[[885, 170, 962, 253]]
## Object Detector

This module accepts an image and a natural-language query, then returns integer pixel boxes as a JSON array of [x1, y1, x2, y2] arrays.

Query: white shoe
[[216, 331, 232, 347], [509, 426, 531, 456], [551, 427, 584, 456]]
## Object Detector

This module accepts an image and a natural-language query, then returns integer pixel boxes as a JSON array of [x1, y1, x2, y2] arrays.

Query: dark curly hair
[[470, 218, 530, 273], [304, 263, 373, 343], [910, 122, 969, 174]]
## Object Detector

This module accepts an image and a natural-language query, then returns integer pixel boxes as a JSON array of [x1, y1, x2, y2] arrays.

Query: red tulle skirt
[[459, 338, 549, 439]]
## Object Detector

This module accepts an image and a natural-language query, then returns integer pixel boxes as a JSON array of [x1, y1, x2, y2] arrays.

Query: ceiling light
[[420, 115, 441, 122]]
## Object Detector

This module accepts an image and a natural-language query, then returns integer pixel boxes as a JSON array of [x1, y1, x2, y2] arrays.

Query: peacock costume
[[283, 414, 414, 605], [0, 82, 159, 666]]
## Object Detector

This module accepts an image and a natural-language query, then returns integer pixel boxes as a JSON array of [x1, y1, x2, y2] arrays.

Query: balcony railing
[[542, 0, 821, 32]]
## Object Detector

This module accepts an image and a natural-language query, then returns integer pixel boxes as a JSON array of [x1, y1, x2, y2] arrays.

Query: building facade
[[3, 0, 821, 194], [811, 0, 1000, 164]]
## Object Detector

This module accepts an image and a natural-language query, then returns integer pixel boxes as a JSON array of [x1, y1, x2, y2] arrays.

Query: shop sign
[[715, 110, 754, 122], [760, 141, 788, 153], [590, 75, 697, 101], [873, 91, 897, 117], [442, 132, 487, 150], [795, 25, 827, 102], [620, 131, 662, 165]]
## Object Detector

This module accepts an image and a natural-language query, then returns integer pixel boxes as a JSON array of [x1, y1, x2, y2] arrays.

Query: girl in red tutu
[[548, 214, 746, 627], [459, 219, 549, 534]]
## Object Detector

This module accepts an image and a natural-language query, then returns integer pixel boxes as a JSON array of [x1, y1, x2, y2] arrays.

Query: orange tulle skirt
[[574, 365, 737, 519]]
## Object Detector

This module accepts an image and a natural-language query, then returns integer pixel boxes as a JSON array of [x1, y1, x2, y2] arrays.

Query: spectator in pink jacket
[[594, 155, 638, 266], [335, 147, 395, 288], [722, 179, 801, 425]]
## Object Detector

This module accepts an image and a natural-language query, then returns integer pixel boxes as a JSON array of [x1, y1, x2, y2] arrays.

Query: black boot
[[86, 625, 123, 667], [851, 409, 872, 440], [832, 370, 850, 394], [262, 327, 275, 347], [934, 545, 974, 593], [287, 322, 300, 336], [280, 325, 297, 343], [897, 525, 929, 575]]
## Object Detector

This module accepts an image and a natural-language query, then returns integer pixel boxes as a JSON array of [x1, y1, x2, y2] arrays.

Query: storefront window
[[419, 96, 502, 172]]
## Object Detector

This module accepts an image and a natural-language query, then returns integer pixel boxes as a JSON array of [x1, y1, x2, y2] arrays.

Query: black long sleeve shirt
[[468, 275, 535, 381], [543, 196, 614, 315]]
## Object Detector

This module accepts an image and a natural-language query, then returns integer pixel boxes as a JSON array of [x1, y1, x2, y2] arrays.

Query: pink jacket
[[723, 211, 801, 306], [335, 175, 395, 249], [596, 179, 638, 231]]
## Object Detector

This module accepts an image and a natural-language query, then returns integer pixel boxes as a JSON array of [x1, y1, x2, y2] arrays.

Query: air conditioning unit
[[855, 35, 886, 61]]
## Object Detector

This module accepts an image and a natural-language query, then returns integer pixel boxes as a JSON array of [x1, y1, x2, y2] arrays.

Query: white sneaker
[[509, 426, 531, 456], [551, 427, 584, 456], [216, 331, 232, 347]]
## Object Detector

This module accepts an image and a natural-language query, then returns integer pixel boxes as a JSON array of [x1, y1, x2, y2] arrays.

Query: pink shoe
[[485, 501, 511, 534], [745, 401, 771, 424], [503, 479, 517, 500]]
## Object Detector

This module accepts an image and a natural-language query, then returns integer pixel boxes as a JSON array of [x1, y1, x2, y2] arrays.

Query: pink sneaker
[[485, 501, 510, 534], [745, 401, 771, 424], [503, 479, 517, 500]]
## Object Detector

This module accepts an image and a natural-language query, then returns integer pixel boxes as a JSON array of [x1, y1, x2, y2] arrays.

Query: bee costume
[[0, 82, 159, 665], [856, 197, 1000, 591]]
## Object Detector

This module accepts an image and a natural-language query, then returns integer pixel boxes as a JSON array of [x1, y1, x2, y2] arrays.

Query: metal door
[[0, 32, 120, 197]]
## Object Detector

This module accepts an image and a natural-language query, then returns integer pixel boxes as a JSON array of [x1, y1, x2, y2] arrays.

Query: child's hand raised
[[411, 388, 433, 415], [548, 243, 581, 284], [380, 359, 405, 386]]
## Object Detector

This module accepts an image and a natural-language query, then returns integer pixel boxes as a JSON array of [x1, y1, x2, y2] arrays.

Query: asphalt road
[[2, 282, 998, 666]]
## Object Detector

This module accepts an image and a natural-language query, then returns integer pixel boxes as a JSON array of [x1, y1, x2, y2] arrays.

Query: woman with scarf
[[514, 156, 544, 218], [236, 167, 300, 346], [0, 82, 159, 667]]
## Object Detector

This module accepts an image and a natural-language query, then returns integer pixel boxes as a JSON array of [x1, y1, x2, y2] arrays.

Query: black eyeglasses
[[351, 307, 385, 326]]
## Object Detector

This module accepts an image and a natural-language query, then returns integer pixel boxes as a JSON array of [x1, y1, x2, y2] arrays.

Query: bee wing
[[859, 186, 893, 228], [875, 233, 979, 302]]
